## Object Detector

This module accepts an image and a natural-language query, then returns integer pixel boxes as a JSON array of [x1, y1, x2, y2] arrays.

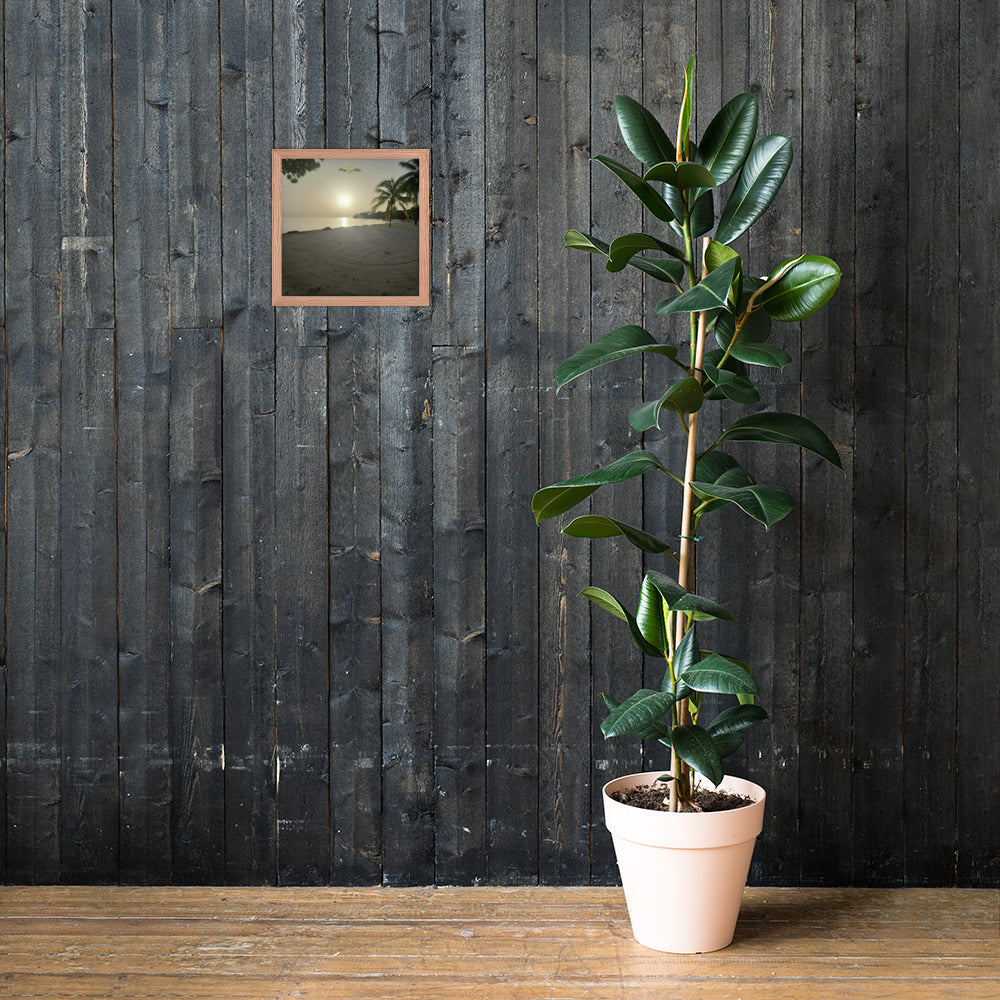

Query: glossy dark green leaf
[[606, 232, 686, 272], [729, 343, 792, 368], [532, 450, 666, 522], [592, 155, 675, 223], [671, 724, 724, 786], [698, 92, 759, 184], [556, 325, 678, 390], [714, 308, 771, 350], [692, 450, 752, 514], [629, 377, 704, 432], [562, 515, 676, 557], [643, 161, 717, 189], [657, 258, 739, 316], [628, 255, 686, 285], [707, 703, 768, 738], [690, 480, 794, 529], [564, 229, 611, 255], [672, 624, 700, 699], [644, 570, 734, 622], [688, 188, 715, 239], [760, 255, 842, 321], [701, 349, 750, 401], [636, 575, 669, 653], [683, 653, 759, 696], [715, 134, 794, 244], [614, 95, 676, 166], [711, 731, 744, 759], [702, 364, 760, 404], [602, 689, 675, 739], [719, 412, 843, 468], [583, 587, 663, 658]]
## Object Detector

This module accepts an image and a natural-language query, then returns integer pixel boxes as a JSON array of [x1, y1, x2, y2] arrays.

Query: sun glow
[[337, 192, 353, 209]]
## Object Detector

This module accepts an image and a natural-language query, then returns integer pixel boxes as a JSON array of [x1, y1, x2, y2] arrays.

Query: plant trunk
[[669, 241, 710, 812]]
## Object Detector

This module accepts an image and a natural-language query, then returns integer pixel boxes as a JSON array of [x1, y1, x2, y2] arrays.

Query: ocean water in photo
[[282, 215, 390, 233]]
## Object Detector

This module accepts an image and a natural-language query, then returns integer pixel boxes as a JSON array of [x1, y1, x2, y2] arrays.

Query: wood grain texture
[[852, 0, 908, 887], [957, 0, 1000, 889], [0, 887, 995, 999], [325, 0, 384, 887], [169, 329, 225, 883], [4, 0, 63, 885], [0, 0, 996, 890], [377, 0, 436, 887], [484, 0, 540, 885], [220, 0, 278, 885], [113, 0, 174, 886]]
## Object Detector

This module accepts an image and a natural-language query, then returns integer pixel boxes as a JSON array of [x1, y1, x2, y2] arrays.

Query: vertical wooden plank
[[588, 0, 644, 885], [58, 329, 118, 881], [742, 0, 803, 884], [904, 0, 959, 886], [168, 0, 223, 328], [957, 0, 1000, 890], [169, 328, 225, 883], [430, 0, 488, 885], [536, 0, 592, 885], [272, 0, 330, 886], [799, 0, 855, 885], [484, 0, 539, 885], [852, 0, 907, 886], [114, 0, 173, 886], [220, 0, 278, 885], [60, 0, 113, 329], [378, 0, 436, 888], [4, 0, 63, 884], [325, 0, 382, 887]]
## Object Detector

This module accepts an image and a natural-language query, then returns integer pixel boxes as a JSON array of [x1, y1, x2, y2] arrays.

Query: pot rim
[[602, 770, 766, 817]]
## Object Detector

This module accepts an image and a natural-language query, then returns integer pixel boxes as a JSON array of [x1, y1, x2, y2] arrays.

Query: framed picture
[[271, 148, 430, 306]]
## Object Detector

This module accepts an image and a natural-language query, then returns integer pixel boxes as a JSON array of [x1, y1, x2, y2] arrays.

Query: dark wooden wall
[[1, 0, 996, 888]]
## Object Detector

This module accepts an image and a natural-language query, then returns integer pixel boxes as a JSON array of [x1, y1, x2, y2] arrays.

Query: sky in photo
[[281, 156, 413, 218]]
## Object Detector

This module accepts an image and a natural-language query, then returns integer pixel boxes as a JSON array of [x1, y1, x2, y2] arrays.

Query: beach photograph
[[272, 149, 429, 305]]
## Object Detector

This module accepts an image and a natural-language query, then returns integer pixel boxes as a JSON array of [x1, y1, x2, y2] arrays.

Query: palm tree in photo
[[398, 158, 420, 201], [371, 176, 410, 224]]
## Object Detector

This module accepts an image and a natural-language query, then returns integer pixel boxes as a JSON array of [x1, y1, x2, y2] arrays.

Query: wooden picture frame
[[272, 148, 430, 306]]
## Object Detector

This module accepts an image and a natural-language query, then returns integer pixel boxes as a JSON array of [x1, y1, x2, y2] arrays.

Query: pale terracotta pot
[[603, 771, 766, 954]]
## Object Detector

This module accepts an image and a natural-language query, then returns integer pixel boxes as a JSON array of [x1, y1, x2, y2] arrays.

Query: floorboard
[[0, 887, 995, 999]]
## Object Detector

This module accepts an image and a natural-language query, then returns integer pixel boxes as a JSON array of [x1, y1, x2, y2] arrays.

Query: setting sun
[[337, 192, 352, 208]]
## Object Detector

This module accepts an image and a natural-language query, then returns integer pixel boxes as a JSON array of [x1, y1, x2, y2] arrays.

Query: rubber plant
[[533, 57, 842, 812]]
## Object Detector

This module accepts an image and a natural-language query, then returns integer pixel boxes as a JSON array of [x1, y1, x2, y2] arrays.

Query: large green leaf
[[636, 575, 669, 653], [715, 134, 793, 244], [561, 515, 676, 557], [644, 570, 733, 622], [702, 364, 760, 404], [672, 624, 700, 699], [556, 325, 678, 390], [688, 188, 715, 238], [692, 449, 752, 514], [690, 480, 794, 529], [701, 349, 751, 401], [727, 343, 792, 368], [605, 232, 686, 272], [682, 653, 759, 696], [602, 689, 675, 739], [670, 724, 724, 786], [657, 258, 739, 316], [760, 255, 842, 321], [643, 160, 717, 189], [592, 155, 674, 223], [628, 255, 685, 285], [698, 92, 759, 184], [614, 95, 676, 166], [629, 377, 704, 431], [711, 731, 745, 759], [707, 703, 768, 738], [718, 412, 843, 468], [564, 229, 610, 255], [714, 308, 771, 350], [582, 587, 663, 658], [532, 450, 666, 522], [705, 240, 739, 272]]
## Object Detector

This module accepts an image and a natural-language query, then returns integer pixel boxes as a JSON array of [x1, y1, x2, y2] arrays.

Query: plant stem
[[669, 237, 711, 812]]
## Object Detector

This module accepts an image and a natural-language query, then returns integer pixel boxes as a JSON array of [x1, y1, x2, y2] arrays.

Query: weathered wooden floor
[[0, 887, 996, 999]]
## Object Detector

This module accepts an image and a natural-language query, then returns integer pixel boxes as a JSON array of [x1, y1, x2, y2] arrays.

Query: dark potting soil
[[610, 783, 754, 813]]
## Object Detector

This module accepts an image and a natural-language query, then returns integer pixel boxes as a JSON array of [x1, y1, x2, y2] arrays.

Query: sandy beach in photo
[[281, 221, 419, 298]]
